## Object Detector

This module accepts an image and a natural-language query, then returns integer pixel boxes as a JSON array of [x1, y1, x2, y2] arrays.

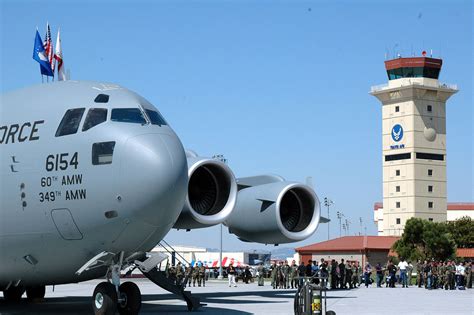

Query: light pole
[[213, 154, 227, 280], [337, 211, 344, 237], [218, 224, 223, 279], [345, 219, 351, 235], [324, 197, 333, 240], [359, 217, 363, 236]]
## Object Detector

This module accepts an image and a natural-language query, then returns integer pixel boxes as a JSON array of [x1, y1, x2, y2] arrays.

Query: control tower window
[[83, 108, 108, 131], [111, 108, 146, 124], [92, 141, 116, 165], [56, 108, 86, 137]]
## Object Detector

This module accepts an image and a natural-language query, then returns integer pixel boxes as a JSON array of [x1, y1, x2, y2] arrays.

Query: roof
[[295, 236, 400, 252], [384, 57, 442, 70], [456, 248, 474, 258], [373, 202, 474, 211]]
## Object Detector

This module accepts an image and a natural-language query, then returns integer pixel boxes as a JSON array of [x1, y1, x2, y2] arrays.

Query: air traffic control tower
[[371, 54, 458, 236]]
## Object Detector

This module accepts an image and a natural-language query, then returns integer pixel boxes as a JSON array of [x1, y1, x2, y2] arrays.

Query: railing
[[439, 83, 458, 90], [370, 83, 389, 93], [370, 81, 458, 93]]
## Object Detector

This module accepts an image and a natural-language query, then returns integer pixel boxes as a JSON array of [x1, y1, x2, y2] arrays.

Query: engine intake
[[225, 180, 320, 244], [173, 155, 237, 229]]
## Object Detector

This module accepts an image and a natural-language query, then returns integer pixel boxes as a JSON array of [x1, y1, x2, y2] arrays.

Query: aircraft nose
[[119, 133, 188, 227]]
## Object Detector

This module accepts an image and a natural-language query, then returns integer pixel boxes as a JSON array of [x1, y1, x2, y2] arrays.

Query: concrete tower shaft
[[371, 56, 457, 236]]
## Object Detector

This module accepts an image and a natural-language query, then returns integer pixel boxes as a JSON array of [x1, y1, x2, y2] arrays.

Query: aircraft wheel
[[118, 282, 142, 315], [92, 282, 118, 315], [3, 286, 25, 302], [26, 285, 46, 301]]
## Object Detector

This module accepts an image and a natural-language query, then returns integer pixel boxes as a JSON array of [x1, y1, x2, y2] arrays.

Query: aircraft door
[[51, 208, 83, 240]]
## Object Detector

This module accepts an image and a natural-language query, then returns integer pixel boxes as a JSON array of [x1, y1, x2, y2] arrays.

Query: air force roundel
[[391, 124, 403, 142]]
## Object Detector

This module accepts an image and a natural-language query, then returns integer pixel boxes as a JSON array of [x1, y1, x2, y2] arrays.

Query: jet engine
[[173, 151, 237, 229], [224, 175, 320, 244]]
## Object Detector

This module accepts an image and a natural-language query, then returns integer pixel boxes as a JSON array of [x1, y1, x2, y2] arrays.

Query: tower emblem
[[391, 124, 403, 142]]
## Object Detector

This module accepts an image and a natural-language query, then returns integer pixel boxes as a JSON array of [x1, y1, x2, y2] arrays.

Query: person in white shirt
[[456, 262, 466, 288], [397, 258, 409, 288]]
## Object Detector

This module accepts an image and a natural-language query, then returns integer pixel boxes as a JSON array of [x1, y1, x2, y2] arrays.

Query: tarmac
[[0, 279, 472, 315]]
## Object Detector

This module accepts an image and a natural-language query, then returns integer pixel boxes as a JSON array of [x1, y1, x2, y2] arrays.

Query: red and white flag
[[43, 22, 55, 76], [54, 28, 66, 81]]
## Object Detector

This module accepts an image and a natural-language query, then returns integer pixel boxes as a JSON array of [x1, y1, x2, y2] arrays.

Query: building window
[[396, 218, 401, 224], [428, 185, 433, 192], [396, 202, 401, 208], [396, 186, 400, 192], [428, 218, 433, 222], [428, 201, 433, 209], [396, 170, 400, 176], [395, 106, 400, 112], [428, 169, 433, 176], [427, 105, 432, 112]]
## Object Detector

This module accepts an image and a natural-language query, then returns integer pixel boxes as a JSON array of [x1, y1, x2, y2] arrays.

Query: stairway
[[142, 267, 201, 311]]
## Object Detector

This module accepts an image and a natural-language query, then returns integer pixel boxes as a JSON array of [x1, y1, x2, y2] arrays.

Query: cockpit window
[[145, 109, 167, 126], [56, 108, 86, 137], [111, 108, 146, 124], [83, 108, 108, 131], [139, 99, 167, 126]]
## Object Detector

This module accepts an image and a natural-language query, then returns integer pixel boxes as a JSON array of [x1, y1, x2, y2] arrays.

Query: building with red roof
[[374, 202, 474, 236], [295, 236, 474, 266], [295, 236, 400, 267]]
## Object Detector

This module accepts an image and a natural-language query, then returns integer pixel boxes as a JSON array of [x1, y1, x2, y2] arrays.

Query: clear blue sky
[[1, 0, 472, 251]]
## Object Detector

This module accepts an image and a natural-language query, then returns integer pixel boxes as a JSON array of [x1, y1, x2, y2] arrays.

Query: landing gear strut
[[26, 285, 46, 302], [91, 252, 142, 315], [3, 286, 25, 302]]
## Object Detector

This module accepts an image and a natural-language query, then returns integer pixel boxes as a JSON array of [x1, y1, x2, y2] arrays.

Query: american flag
[[43, 23, 55, 75]]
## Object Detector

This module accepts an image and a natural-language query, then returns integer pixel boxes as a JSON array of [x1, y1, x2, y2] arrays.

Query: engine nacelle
[[225, 179, 320, 244], [173, 152, 237, 229]]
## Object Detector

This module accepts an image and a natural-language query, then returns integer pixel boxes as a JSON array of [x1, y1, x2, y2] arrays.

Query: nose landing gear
[[90, 252, 143, 315]]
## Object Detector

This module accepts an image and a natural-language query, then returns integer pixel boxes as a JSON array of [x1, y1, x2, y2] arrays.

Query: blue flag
[[32, 30, 53, 77]]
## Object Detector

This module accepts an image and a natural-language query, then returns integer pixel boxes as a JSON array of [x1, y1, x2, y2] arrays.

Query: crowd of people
[[164, 258, 473, 291]]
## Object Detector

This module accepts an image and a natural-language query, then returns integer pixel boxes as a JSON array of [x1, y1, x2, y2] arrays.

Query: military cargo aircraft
[[0, 81, 321, 314]]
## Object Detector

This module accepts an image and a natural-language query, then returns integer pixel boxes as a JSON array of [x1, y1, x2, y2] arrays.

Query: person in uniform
[[185, 265, 192, 287], [406, 261, 413, 286], [432, 261, 439, 289], [387, 260, 396, 288], [297, 261, 306, 288], [176, 262, 184, 286], [345, 261, 353, 289], [257, 263, 265, 286], [351, 262, 359, 288], [282, 261, 290, 289], [319, 259, 329, 289], [271, 262, 278, 289], [416, 260, 424, 288], [168, 264, 176, 284], [289, 260, 298, 289], [330, 260, 338, 290], [192, 265, 199, 287], [465, 261, 472, 289], [277, 261, 285, 289], [445, 261, 455, 290], [199, 264, 206, 287], [338, 259, 346, 289], [439, 262, 446, 290]]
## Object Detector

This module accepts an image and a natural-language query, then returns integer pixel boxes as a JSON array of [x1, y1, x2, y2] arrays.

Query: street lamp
[[213, 154, 227, 279], [345, 219, 351, 235], [324, 197, 333, 240], [336, 211, 344, 237]]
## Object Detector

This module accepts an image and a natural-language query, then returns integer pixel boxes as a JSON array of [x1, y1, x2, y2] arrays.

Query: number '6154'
[[45, 152, 79, 172]]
